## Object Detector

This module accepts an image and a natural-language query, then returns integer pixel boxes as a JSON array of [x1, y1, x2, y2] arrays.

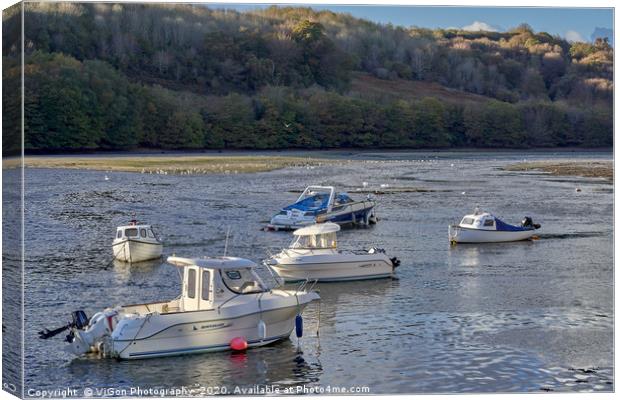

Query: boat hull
[[112, 239, 163, 263], [449, 225, 536, 243], [270, 202, 376, 231], [269, 254, 394, 282], [111, 304, 305, 359]]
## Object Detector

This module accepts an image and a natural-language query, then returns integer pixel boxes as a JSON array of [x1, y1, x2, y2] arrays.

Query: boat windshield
[[221, 268, 267, 294], [460, 217, 475, 226], [290, 233, 337, 249], [125, 228, 139, 237]]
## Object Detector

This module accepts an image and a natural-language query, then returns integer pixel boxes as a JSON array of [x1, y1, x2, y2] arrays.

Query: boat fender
[[295, 314, 303, 338], [230, 337, 248, 352], [257, 320, 267, 340]]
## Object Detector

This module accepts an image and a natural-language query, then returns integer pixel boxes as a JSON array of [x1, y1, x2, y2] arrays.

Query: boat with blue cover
[[268, 185, 377, 230], [449, 208, 541, 243]]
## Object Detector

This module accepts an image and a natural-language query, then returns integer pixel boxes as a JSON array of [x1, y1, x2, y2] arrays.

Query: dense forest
[[2, 3, 614, 153]]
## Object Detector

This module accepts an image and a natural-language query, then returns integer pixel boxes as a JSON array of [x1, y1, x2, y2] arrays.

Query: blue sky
[[213, 4, 613, 43]]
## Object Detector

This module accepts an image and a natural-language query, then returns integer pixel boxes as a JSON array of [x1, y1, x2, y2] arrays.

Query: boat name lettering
[[200, 322, 230, 330]]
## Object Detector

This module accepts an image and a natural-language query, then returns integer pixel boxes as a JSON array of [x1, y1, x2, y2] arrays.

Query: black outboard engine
[[39, 310, 89, 340], [390, 257, 401, 268], [521, 216, 541, 230], [72, 310, 89, 330]]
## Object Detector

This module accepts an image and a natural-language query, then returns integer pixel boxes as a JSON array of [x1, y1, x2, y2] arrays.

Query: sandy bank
[[15, 155, 334, 174], [504, 160, 613, 181]]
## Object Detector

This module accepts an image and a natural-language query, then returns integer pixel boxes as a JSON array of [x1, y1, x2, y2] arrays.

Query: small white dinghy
[[39, 256, 319, 359], [449, 209, 541, 244], [265, 223, 400, 282], [112, 220, 163, 263]]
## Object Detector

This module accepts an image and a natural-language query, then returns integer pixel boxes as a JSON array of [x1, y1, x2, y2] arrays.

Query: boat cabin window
[[201, 270, 210, 301], [116, 230, 122, 239], [461, 217, 475, 225], [187, 269, 196, 298], [125, 228, 138, 237], [483, 219, 495, 227], [291, 233, 337, 249], [140, 228, 147, 238], [221, 268, 267, 294]]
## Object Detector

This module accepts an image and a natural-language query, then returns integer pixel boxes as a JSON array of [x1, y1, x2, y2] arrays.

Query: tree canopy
[[2, 3, 613, 154]]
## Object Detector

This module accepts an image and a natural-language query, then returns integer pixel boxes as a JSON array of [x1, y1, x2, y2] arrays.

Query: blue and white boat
[[449, 208, 541, 243], [268, 186, 377, 230]]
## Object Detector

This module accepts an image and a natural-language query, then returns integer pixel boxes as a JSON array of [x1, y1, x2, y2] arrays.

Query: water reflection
[[111, 258, 166, 283]]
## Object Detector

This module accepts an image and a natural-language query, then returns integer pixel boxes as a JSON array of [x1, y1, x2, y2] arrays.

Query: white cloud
[[565, 30, 585, 42], [461, 21, 501, 32]]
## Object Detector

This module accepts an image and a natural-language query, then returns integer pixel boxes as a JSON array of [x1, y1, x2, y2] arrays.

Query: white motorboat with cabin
[[39, 256, 319, 359], [265, 223, 400, 282], [449, 208, 541, 243], [268, 186, 377, 230], [112, 220, 163, 263]]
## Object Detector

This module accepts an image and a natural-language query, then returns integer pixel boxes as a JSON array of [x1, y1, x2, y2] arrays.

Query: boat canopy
[[167, 256, 257, 270], [293, 222, 341, 236], [494, 218, 529, 232], [283, 193, 330, 212]]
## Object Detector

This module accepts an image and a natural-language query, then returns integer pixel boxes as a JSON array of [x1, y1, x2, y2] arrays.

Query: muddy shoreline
[[504, 160, 613, 181]]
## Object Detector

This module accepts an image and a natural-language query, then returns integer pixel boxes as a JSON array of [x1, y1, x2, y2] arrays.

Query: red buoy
[[230, 337, 248, 351]]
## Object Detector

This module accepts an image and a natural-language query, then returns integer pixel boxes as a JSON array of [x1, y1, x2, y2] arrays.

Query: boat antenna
[[223, 226, 231, 256]]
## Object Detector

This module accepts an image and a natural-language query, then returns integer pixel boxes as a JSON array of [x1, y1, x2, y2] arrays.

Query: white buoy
[[104, 175, 109, 181], [461, 191, 466, 195], [362, 181, 368, 188]]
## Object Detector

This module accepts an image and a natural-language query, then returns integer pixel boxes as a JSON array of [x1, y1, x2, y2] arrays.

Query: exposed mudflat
[[503, 160, 613, 181]]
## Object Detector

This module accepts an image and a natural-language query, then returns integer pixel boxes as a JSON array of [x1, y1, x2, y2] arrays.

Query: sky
[[213, 4, 614, 44]]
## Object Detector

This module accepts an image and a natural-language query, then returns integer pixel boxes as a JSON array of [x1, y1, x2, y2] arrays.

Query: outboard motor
[[72, 310, 89, 330], [39, 310, 89, 340], [390, 257, 401, 268], [521, 216, 541, 230]]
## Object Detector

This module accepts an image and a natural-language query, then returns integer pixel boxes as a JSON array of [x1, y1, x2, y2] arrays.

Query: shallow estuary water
[[13, 151, 614, 395]]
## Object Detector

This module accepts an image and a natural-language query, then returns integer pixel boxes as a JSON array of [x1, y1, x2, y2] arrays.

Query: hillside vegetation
[[2, 3, 613, 154]]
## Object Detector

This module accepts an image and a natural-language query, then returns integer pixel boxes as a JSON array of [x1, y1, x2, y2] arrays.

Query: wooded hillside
[[2, 3, 613, 153]]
